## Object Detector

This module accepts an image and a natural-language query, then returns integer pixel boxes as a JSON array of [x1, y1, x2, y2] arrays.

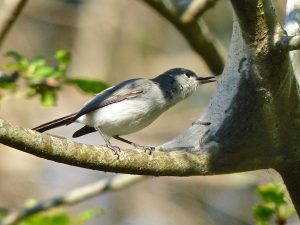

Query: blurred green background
[[0, 0, 297, 224]]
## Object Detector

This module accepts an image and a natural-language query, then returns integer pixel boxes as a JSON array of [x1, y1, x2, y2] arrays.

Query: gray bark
[[278, 0, 300, 216], [163, 0, 297, 174]]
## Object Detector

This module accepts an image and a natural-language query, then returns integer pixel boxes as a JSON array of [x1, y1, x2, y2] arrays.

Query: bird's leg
[[95, 127, 121, 157], [113, 136, 155, 154]]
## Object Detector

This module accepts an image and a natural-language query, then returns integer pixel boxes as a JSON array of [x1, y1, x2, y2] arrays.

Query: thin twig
[[0, 0, 28, 48], [180, 0, 218, 24], [278, 34, 300, 51], [143, 0, 225, 75], [1, 175, 147, 225]]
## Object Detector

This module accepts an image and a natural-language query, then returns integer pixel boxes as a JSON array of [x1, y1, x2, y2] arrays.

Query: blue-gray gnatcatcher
[[33, 68, 215, 154]]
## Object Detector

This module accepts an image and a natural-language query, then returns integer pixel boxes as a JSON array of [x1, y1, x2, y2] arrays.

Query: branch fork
[[277, 34, 300, 51]]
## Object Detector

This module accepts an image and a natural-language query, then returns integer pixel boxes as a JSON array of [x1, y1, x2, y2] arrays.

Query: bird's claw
[[144, 145, 155, 155], [132, 143, 155, 155], [106, 144, 121, 159]]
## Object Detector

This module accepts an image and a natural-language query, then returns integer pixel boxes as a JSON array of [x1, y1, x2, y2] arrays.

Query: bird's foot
[[106, 144, 121, 159], [144, 145, 155, 155], [132, 143, 155, 155]]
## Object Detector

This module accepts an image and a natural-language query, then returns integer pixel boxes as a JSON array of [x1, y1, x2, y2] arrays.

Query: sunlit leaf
[[253, 203, 275, 222], [256, 221, 270, 225], [256, 183, 285, 204], [0, 81, 16, 90], [30, 58, 46, 67], [31, 67, 59, 80], [0, 50, 111, 107], [0, 72, 19, 88], [55, 50, 71, 65], [39, 88, 58, 107], [5, 51, 28, 71], [18, 210, 70, 225], [65, 78, 110, 94], [45, 212, 70, 225], [4, 62, 24, 71], [73, 207, 105, 224]]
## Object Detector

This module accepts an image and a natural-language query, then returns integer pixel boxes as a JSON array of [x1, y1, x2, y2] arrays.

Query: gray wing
[[66, 78, 147, 124]]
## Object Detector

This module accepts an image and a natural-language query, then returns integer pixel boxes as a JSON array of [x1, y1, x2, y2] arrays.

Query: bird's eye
[[185, 73, 192, 78]]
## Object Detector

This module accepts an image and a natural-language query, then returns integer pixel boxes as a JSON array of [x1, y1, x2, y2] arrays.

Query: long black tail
[[32, 113, 77, 133]]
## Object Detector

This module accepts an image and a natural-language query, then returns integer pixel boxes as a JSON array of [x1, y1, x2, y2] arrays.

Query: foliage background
[[0, 0, 296, 224]]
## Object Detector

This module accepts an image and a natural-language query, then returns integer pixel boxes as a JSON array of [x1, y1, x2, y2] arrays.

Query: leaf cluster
[[1, 50, 110, 106], [16, 207, 105, 225], [0, 200, 104, 225], [253, 183, 295, 225]]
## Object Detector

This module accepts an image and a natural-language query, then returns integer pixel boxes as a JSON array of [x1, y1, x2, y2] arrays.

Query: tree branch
[[278, 34, 300, 51], [0, 0, 28, 48], [1, 175, 146, 225], [278, 166, 300, 219], [278, 0, 300, 219], [231, 0, 286, 54], [0, 118, 214, 176], [1, 110, 296, 177], [142, 0, 225, 75], [180, 0, 218, 24]]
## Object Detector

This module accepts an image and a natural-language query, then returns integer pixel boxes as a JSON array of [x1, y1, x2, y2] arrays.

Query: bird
[[33, 68, 215, 154]]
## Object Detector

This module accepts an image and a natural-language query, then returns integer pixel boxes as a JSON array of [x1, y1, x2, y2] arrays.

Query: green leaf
[[26, 87, 38, 98], [6, 51, 28, 66], [65, 78, 110, 94], [0, 81, 16, 90], [256, 221, 270, 225], [39, 88, 58, 107], [4, 62, 24, 71], [0, 207, 10, 221], [73, 207, 105, 224], [30, 67, 59, 80], [55, 50, 71, 65], [15, 207, 104, 225], [256, 183, 285, 204], [54, 50, 71, 78], [44, 212, 70, 225], [5, 51, 29, 71], [0, 72, 18, 89], [253, 203, 275, 222], [18, 210, 70, 225], [30, 57, 46, 67], [26, 58, 49, 79]]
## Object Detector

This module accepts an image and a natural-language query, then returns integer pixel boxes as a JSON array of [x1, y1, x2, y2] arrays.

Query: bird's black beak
[[196, 76, 216, 84]]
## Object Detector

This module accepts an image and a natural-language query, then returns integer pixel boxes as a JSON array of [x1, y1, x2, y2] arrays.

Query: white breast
[[76, 97, 166, 136]]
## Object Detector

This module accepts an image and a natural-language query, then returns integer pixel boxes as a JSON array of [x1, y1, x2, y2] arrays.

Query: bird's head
[[154, 68, 215, 100]]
